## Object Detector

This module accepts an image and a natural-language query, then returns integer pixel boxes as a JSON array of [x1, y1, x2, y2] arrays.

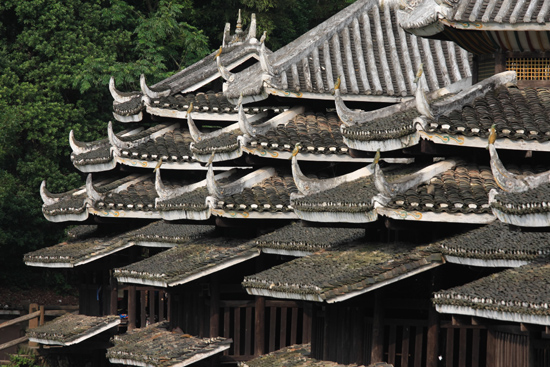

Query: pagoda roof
[[437, 221, 550, 267], [27, 314, 120, 346], [106, 322, 231, 367], [433, 261, 550, 326], [114, 236, 258, 287], [253, 223, 365, 257], [399, 0, 550, 37], [224, 0, 471, 104], [243, 241, 443, 303], [491, 182, 550, 227]]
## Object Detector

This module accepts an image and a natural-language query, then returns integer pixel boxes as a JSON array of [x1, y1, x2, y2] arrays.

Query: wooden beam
[[426, 274, 440, 367], [28, 303, 39, 348], [39, 305, 45, 326], [140, 289, 146, 327], [254, 296, 265, 356], [0, 311, 41, 330], [128, 285, 136, 331], [0, 336, 28, 352], [371, 289, 385, 363]]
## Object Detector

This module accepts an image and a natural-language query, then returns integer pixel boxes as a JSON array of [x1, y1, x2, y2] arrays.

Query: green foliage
[[8, 348, 41, 367]]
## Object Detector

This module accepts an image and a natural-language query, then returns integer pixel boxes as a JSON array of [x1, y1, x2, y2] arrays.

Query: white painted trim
[[260, 248, 312, 257], [167, 251, 259, 287], [492, 208, 550, 227], [116, 277, 167, 287], [193, 149, 243, 163], [441, 19, 550, 32], [29, 319, 120, 346], [444, 255, 530, 268], [134, 241, 178, 248], [246, 288, 324, 302], [435, 304, 550, 326], [211, 209, 297, 220], [377, 207, 496, 224], [419, 131, 550, 152], [147, 106, 266, 122], [343, 133, 420, 152], [74, 160, 117, 173], [326, 262, 443, 303], [89, 208, 163, 219], [43, 212, 89, 223], [265, 88, 409, 103], [25, 262, 75, 268], [241, 144, 370, 161], [108, 358, 153, 367], [116, 158, 211, 171], [294, 209, 378, 223], [160, 209, 211, 221], [113, 112, 143, 123]]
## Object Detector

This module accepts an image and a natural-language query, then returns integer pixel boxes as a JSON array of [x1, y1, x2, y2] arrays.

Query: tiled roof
[[212, 170, 298, 214], [128, 220, 216, 246], [106, 322, 231, 367], [27, 314, 120, 346], [433, 261, 550, 325], [430, 85, 550, 143], [24, 232, 133, 268], [254, 222, 365, 256], [341, 109, 420, 142], [191, 111, 352, 162], [113, 96, 144, 118], [243, 242, 443, 303], [149, 91, 233, 113], [245, 112, 349, 155], [225, 0, 470, 101], [441, 0, 549, 25], [437, 221, 550, 267], [114, 236, 258, 287], [384, 163, 497, 215], [490, 181, 550, 227], [242, 344, 371, 367]]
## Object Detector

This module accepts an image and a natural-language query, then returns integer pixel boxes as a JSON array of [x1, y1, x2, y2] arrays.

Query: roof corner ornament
[[333, 76, 365, 126], [109, 76, 140, 103], [69, 130, 90, 155], [235, 9, 244, 37], [237, 94, 254, 136], [414, 64, 433, 119], [186, 103, 205, 143], [215, 47, 235, 82], [154, 167, 171, 201], [40, 181, 60, 206], [86, 174, 103, 202], [372, 150, 393, 206], [259, 32, 273, 77], [206, 159, 224, 199], [488, 125, 550, 193], [140, 74, 170, 99]]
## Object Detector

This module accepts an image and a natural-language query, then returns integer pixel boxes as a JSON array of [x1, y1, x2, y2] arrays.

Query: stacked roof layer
[[27, 314, 120, 346], [106, 322, 231, 367]]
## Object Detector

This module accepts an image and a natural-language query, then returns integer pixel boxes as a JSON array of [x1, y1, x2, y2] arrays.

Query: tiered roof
[[106, 322, 231, 367], [27, 314, 120, 346]]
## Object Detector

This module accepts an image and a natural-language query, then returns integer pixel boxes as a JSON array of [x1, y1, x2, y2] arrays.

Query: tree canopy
[[0, 0, 350, 287]]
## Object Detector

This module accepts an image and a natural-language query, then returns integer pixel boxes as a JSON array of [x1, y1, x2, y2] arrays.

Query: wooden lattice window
[[506, 58, 550, 80]]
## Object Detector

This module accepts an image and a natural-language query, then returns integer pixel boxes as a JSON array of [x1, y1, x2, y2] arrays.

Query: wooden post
[[128, 286, 136, 331], [427, 270, 440, 367], [110, 277, 118, 315], [210, 275, 220, 338], [28, 303, 39, 348], [254, 296, 265, 356], [39, 305, 45, 326], [495, 52, 506, 74], [159, 291, 165, 322], [140, 289, 147, 327], [149, 289, 156, 324], [371, 290, 385, 363]]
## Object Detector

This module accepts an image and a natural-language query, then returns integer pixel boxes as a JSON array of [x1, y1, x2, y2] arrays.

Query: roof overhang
[[29, 318, 121, 346], [436, 304, 550, 326]]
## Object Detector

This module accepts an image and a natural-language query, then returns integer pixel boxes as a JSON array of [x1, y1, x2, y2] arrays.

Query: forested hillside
[[0, 0, 350, 287]]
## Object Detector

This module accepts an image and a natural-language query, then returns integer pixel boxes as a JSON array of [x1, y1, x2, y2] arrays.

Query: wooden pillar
[[427, 270, 440, 367], [495, 52, 506, 74], [254, 296, 265, 356], [486, 329, 495, 367], [210, 275, 220, 338], [110, 277, 118, 315], [28, 303, 39, 348], [128, 285, 136, 331], [140, 289, 147, 327], [166, 292, 171, 323], [159, 291, 165, 322], [371, 290, 385, 363]]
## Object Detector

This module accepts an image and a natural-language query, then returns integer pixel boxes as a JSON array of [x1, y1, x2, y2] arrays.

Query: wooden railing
[[0, 303, 77, 353], [219, 299, 311, 362]]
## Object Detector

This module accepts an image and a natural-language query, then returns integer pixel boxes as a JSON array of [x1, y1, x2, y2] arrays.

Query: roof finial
[[259, 32, 273, 75], [237, 94, 254, 136], [248, 13, 257, 40], [222, 22, 231, 47], [86, 174, 103, 202], [235, 9, 243, 36]]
